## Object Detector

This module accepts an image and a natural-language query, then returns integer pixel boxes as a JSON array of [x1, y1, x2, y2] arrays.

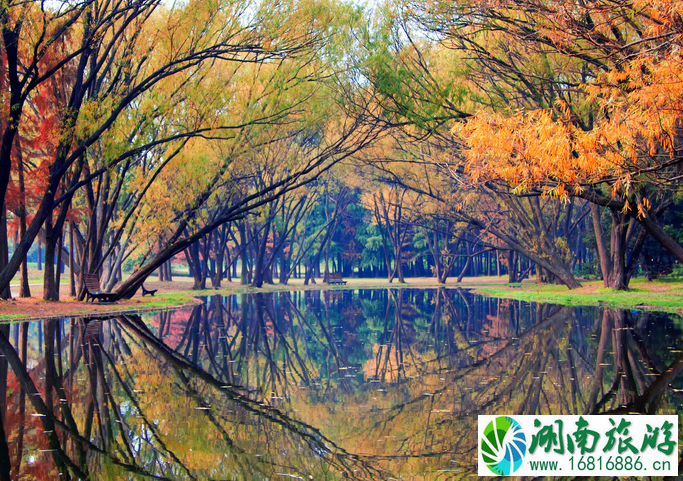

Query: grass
[[0, 314, 28, 320], [137, 291, 202, 309], [473, 277, 683, 313]]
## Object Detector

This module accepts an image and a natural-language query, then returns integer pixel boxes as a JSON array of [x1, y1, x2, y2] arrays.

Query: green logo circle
[[481, 416, 527, 475]]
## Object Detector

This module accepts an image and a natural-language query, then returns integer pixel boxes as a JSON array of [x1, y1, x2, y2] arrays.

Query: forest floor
[[2, 273, 683, 321]]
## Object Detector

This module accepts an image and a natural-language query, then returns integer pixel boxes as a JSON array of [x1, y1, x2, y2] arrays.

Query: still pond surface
[[2, 288, 683, 479]]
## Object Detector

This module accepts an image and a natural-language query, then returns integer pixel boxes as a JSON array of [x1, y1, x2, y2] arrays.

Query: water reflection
[[1, 288, 682, 479]]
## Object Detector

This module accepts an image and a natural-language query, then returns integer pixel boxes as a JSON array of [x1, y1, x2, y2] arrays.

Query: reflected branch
[[116, 314, 386, 479]]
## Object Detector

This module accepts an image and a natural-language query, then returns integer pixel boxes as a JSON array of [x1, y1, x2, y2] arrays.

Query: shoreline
[[2, 275, 683, 321]]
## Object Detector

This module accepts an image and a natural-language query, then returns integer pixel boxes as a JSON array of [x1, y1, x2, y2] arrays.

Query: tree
[[0, 0, 327, 298], [420, 0, 683, 288], [108, 6, 382, 296], [116, 114, 379, 298], [346, 7, 589, 287], [353, 124, 585, 286]]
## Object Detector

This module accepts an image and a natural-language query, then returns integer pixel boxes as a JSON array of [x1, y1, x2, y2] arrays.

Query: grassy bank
[[472, 277, 683, 313]]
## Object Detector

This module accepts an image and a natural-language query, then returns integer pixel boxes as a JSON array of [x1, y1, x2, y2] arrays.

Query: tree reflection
[[0, 310, 383, 480], [1, 290, 683, 479]]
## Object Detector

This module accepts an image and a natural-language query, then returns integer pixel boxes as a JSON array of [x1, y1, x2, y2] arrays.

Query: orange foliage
[[450, 0, 683, 200], [4, 20, 76, 236]]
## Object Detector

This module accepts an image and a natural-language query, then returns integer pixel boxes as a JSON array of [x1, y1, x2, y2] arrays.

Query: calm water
[[2, 288, 683, 479]]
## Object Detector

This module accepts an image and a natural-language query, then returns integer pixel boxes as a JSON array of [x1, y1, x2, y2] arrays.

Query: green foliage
[[575, 261, 598, 279], [358, 6, 467, 133], [412, 230, 427, 249]]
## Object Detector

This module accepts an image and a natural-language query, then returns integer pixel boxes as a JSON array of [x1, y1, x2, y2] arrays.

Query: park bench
[[83, 274, 117, 303], [84, 319, 104, 341], [326, 272, 347, 285], [142, 285, 157, 296]]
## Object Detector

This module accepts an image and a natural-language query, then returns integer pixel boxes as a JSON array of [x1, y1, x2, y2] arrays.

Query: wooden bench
[[84, 319, 103, 341], [326, 272, 347, 285], [83, 274, 117, 303]]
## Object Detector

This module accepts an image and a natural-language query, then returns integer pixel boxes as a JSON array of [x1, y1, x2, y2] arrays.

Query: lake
[[1, 288, 682, 479]]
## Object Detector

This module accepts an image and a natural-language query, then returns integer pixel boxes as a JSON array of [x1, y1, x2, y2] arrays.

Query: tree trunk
[[212, 246, 223, 288], [0, 206, 9, 300], [393, 242, 405, 283], [200, 236, 210, 289], [591, 203, 629, 290], [0, 325, 9, 480], [229, 254, 236, 280], [457, 242, 472, 283], [428, 228, 443, 283], [582, 190, 683, 278], [185, 241, 205, 290], [238, 222, 249, 285], [165, 259, 174, 281], [304, 257, 316, 285], [211, 227, 229, 288], [55, 232, 64, 293], [43, 217, 59, 301], [507, 250, 518, 283], [104, 238, 128, 292], [16, 149, 30, 297], [279, 246, 290, 284], [251, 221, 271, 288], [69, 222, 76, 296]]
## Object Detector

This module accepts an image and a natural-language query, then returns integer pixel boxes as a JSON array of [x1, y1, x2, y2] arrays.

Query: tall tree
[[0, 0, 326, 298], [422, 0, 683, 288]]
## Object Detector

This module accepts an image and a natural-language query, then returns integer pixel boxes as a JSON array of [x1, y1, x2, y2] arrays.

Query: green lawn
[[473, 277, 683, 313]]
